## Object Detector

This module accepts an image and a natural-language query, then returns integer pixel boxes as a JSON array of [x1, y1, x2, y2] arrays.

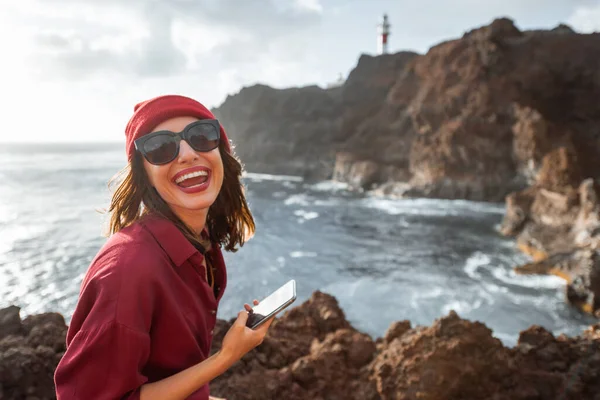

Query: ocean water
[[0, 143, 595, 346]]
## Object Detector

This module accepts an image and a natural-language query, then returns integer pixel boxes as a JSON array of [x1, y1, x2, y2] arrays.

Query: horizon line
[[0, 141, 124, 145]]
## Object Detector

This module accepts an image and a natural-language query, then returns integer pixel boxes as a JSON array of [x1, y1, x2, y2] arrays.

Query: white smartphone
[[246, 280, 297, 329]]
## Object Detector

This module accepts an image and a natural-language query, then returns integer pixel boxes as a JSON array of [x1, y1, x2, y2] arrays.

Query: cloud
[[294, 0, 323, 14], [567, 3, 600, 33], [1, 0, 592, 143], [18, 0, 323, 79]]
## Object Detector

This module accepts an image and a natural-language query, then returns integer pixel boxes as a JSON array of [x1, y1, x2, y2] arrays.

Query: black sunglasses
[[134, 119, 221, 165]]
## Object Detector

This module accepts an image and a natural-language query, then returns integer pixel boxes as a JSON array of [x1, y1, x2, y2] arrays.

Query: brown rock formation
[[212, 52, 419, 183], [213, 18, 600, 202], [0, 306, 67, 400], [212, 16, 600, 316], [212, 84, 344, 181], [212, 16, 600, 317], [501, 178, 600, 317], [208, 292, 600, 400], [208, 292, 380, 400], [357, 17, 599, 200], [2, 292, 600, 399]]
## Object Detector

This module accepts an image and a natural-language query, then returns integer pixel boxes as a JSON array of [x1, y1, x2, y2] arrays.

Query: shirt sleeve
[[54, 320, 150, 400], [54, 244, 156, 400]]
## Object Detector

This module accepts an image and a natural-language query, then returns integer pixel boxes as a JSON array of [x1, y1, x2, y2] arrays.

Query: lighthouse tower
[[377, 14, 391, 54]]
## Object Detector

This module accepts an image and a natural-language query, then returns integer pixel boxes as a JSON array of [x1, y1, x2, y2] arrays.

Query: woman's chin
[[174, 196, 217, 213]]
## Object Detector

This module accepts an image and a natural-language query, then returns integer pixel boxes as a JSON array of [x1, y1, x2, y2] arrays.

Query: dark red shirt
[[54, 215, 227, 399]]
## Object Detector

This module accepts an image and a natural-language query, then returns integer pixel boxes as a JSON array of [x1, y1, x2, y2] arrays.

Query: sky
[[0, 0, 599, 143]]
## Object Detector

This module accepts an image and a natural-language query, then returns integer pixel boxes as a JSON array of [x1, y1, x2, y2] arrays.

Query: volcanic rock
[[213, 18, 600, 203], [0, 306, 67, 400], [2, 292, 600, 399]]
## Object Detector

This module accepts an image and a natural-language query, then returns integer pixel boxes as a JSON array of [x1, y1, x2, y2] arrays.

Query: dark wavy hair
[[106, 140, 255, 252]]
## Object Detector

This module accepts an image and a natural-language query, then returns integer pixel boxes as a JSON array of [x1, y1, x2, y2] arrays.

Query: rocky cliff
[[214, 18, 600, 318], [212, 51, 419, 182], [2, 293, 599, 399], [214, 18, 600, 202]]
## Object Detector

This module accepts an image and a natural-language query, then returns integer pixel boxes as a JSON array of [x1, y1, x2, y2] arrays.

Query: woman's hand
[[243, 299, 259, 313], [219, 300, 273, 366]]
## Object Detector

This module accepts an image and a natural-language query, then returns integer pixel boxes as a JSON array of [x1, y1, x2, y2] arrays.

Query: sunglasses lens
[[188, 123, 220, 152], [143, 135, 177, 164]]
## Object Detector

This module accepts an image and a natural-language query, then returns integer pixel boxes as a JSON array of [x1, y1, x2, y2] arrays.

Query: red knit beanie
[[124, 94, 231, 161]]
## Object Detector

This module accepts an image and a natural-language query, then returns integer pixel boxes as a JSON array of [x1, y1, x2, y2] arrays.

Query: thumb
[[234, 310, 249, 327]]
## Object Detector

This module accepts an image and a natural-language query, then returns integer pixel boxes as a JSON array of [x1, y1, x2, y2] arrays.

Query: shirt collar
[[140, 214, 199, 267]]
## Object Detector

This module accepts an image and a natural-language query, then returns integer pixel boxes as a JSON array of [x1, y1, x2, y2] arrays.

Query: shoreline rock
[[212, 16, 600, 317], [214, 18, 600, 205], [215, 16, 600, 317], [2, 292, 599, 399], [0, 306, 67, 400], [501, 178, 600, 317]]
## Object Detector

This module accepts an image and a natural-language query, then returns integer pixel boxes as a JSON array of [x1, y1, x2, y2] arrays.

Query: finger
[[234, 310, 249, 326], [253, 299, 259, 305], [244, 303, 253, 312]]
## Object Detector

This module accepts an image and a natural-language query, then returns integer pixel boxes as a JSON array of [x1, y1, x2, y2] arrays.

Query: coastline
[[2, 291, 599, 399]]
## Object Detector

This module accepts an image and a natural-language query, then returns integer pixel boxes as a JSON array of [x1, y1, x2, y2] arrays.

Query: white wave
[[361, 197, 505, 217], [308, 180, 351, 192], [409, 286, 445, 309], [290, 251, 318, 258], [284, 194, 311, 206], [244, 172, 303, 182], [436, 199, 505, 214], [313, 198, 343, 207], [480, 281, 509, 295], [491, 266, 566, 289], [464, 251, 491, 280], [281, 181, 299, 189], [294, 210, 319, 220], [441, 299, 482, 315]]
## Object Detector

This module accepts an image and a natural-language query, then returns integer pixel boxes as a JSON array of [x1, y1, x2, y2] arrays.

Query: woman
[[54, 95, 272, 400]]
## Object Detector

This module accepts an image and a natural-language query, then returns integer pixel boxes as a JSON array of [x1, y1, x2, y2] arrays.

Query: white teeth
[[175, 170, 208, 184]]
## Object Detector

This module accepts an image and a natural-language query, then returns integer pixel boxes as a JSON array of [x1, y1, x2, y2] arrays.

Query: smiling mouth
[[175, 170, 209, 188]]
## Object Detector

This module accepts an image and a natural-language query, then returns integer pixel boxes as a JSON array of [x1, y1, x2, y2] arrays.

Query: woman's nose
[[177, 140, 199, 163]]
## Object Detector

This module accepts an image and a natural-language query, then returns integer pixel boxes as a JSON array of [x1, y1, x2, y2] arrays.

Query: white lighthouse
[[377, 14, 391, 54]]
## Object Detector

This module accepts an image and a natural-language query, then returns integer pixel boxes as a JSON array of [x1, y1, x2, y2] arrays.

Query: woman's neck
[[171, 206, 208, 235]]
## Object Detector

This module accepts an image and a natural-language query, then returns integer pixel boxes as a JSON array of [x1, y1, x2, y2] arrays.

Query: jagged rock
[[382, 320, 411, 344], [214, 18, 600, 201], [0, 306, 23, 340], [208, 292, 376, 400], [2, 292, 600, 399], [513, 325, 600, 400], [212, 52, 419, 186], [516, 248, 600, 316], [502, 178, 600, 316], [209, 297, 600, 400], [536, 147, 584, 192], [212, 84, 342, 180], [369, 311, 533, 400], [0, 308, 67, 400]]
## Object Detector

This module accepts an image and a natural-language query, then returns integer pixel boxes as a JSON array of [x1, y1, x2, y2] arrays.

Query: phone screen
[[246, 280, 296, 329]]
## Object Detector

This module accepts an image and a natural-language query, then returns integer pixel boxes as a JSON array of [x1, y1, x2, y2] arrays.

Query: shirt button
[[210, 330, 214, 335]]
